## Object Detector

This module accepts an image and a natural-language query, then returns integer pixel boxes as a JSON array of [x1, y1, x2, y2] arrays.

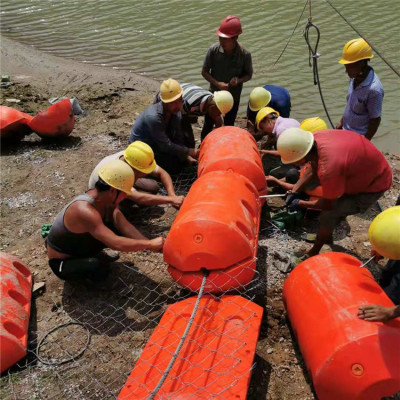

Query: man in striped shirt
[[155, 83, 233, 144]]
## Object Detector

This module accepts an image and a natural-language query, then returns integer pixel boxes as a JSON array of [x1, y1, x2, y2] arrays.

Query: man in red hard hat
[[201, 15, 253, 140]]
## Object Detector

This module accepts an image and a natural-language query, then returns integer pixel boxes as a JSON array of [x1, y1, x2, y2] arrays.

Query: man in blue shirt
[[130, 79, 199, 174], [336, 38, 384, 140]]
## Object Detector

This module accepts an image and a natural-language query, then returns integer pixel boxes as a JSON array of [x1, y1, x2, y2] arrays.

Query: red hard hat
[[216, 15, 242, 38]]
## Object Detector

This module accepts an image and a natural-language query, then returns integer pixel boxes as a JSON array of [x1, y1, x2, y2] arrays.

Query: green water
[[1, 0, 399, 152]]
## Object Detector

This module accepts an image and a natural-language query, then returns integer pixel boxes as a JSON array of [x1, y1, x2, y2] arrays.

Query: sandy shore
[[1, 37, 399, 400]]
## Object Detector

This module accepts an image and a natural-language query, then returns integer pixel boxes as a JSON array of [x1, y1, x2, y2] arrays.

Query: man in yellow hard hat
[[46, 160, 165, 282], [130, 79, 199, 174], [88, 141, 184, 208], [358, 204, 400, 322], [154, 83, 234, 142], [201, 15, 253, 137], [336, 38, 384, 140], [246, 85, 292, 134], [277, 127, 392, 257]]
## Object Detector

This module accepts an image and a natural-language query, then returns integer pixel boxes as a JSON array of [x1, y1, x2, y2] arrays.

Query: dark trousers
[[379, 260, 400, 305], [49, 257, 109, 282], [200, 98, 240, 141]]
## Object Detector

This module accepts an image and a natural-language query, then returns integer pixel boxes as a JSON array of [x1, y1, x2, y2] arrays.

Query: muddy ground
[[1, 37, 399, 400]]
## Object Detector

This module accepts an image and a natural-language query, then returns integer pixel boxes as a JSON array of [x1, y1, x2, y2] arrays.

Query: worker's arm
[[296, 198, 335, 210], [358, 304, 400, 322], [336, 117, 343, 129], [79, 205, 164, 252], [152, 166, 175, 196], [266, 175, 294, 192], [292, 163, 316, 193], [128, 189, 184, 208], [365, 117, 381, 141], [260, 149, 280, 157]]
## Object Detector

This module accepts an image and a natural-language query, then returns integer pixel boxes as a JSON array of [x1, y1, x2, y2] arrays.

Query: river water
[[1, 0, 399, 152]]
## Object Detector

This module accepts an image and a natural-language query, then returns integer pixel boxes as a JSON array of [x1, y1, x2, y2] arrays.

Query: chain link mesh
[[1, 165, 269, 400]]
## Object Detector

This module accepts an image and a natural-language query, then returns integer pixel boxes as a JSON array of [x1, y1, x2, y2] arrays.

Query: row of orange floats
[[118, 127, 265, 398], [0, 99, 74, 141]]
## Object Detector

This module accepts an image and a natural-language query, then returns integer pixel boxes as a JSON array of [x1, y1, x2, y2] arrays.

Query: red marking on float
[[0, 252, 32, 373], [117, 295, 263, 400], [283, 252, 400, 400], [198, 127, 267, 200], [164, 171, 261, 293]]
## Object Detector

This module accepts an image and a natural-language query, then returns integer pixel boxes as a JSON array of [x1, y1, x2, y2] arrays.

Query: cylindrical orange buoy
[[164, 171, 261, 293], [0, 106, 33, 141], [28, 99, 74, 137], [283, 252, 400, 400], [198, 127, 267, 199], [0, 252, 32, 373]]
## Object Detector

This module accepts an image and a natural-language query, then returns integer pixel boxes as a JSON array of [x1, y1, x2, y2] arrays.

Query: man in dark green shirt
[[201, 15, 253, 140]]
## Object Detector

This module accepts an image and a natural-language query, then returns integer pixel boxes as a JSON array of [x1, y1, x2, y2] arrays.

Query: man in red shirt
[[277, 128, 392, 257]]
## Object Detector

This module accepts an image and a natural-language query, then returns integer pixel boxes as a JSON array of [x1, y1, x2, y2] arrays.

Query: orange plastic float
[[0, 106, 33, 141], [117, 295, 263, 399], [28, 98, 74, 137], [198, 126, 267, 199], [0, 252, 32, 373], [164, 171, 261, 293], [283, 252, 400, 400]]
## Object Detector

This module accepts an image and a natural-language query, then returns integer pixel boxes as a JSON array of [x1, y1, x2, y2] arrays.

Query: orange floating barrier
[[0, 252, 32, 373], [283, 252, 400, 400], [117, 295, 263, 400], [198, 126, 267, 199], [164, 171, 261, 293], [0, 106, 33, 141], [28, 98, 74, 137]]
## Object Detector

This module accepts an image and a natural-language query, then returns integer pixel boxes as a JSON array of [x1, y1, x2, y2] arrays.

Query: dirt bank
[[1, 37, 399, 400]]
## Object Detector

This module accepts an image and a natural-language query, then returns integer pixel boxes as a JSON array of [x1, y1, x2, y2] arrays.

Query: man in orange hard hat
[[130, 79, 199, 174], [336, 38, 384, 140], [201, 15, 253, 139]]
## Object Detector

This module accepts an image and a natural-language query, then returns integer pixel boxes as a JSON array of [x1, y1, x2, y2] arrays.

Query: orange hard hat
[[216, 15, 242, 38]]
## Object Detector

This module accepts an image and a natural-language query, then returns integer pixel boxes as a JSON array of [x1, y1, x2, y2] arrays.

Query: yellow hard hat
[[256, 107, 280, 130], [98, 159, 135, 194], [277, 127, 314, 164], [160, 78, 183, 103], [300, 117, 328, 133], [249, 87, 272, 112], [368, 206, 400, 260], [213, 90, 234, 116], [338, 38, 373, 64], [124, 141, 156, 174]]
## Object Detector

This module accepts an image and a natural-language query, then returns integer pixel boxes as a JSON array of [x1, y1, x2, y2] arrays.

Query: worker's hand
[[229, 77, 240, 87], [285, 192, 299, 206], [217, 81, 229, 91], [357, 304, 395, 322], [149, 237, 165, 252], [247, 119, 255, 134], [170, 195, 184, 209], [188, 148, 200, 159], [287, 198, 301, 212]]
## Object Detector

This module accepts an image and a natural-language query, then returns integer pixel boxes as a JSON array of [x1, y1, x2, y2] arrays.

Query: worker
[[201, 15, 253, 139], [247, 85, 292, 134], [336, 38, 384, 140], [358, 205, 400, 322], [277, 128, 392, 257], [46, 160, 165, 282], [88, 141, 184, 208], [154, 83, 233, 146], [129, 78, 199, 174], [256, 107, 300, 179]]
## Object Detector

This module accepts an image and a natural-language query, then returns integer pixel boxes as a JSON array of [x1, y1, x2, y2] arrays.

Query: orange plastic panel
[[0, 252, 32, 373], [0, 106, 33, 140], [164, 171, 261, 292], [117, 295, 263, 400], [28, 99, 74, 137], [198, 126, 267, 198], [283, 252, 400, 400]]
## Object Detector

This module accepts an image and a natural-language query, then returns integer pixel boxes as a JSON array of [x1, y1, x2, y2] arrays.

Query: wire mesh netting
[[0, 165, 274, 400]]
